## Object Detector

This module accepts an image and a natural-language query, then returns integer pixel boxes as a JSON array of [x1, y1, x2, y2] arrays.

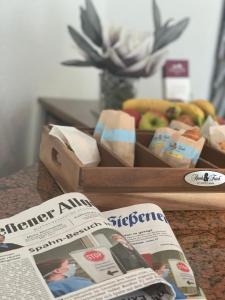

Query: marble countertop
[[0, 163, 224, 299]]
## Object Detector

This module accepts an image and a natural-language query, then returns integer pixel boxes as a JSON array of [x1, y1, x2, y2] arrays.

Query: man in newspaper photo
[[0, 234, 22, 252], [110, 234, 147, 273], [37, 258, 94, 298]]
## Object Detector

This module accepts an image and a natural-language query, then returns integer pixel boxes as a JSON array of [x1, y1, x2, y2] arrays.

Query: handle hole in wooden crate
[[51, 148, 62, 166]]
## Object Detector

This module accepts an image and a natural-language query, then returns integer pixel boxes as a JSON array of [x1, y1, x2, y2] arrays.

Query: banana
[[176, 102, 205, 126], [122, 99, 181, 117], [191, 99, 216, 117]]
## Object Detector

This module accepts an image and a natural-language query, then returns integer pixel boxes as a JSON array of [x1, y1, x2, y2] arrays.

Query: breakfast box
[[39, 126, 225, 211]]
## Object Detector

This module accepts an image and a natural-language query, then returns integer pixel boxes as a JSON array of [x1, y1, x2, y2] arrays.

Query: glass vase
[[99, 70, 136, 110]]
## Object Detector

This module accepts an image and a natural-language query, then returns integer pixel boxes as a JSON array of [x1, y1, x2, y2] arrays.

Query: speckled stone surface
[[166, 211, 225, 300], [0, 163, 224, 300], [0, 163, 62, 219]]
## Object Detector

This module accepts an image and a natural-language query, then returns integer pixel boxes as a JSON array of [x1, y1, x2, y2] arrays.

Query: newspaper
[[103, 204, 207, 300], [0, 193, 174, 300]]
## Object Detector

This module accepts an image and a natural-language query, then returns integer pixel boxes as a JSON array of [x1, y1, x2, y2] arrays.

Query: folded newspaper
[[0, 193, 206, 300]]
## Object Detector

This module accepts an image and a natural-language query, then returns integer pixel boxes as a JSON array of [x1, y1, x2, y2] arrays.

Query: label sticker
[[184, 171, 225, 187], [84, 250, 105, 262]]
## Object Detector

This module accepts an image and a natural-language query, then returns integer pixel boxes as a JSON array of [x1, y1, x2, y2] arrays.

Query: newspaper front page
[[103, 204, 207, 300], [0, 193, 174, 300]]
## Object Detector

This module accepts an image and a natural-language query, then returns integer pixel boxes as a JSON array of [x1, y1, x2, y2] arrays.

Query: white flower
[[62, 0, 189, 79], [102, 26, 167, 77]]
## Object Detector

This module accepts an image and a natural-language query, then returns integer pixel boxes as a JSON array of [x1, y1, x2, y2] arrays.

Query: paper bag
[[149, 127, 205, 168], [201, 116, 218, 139], [170, 120, 193, 131], [148, 127, 175, 160], [94, 110, 118, 141], [94, 110, 135, 166], [49, 125, 101, 166], [209, 125, 225, 153]]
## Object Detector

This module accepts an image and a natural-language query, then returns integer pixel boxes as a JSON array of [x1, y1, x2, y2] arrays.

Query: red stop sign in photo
[[177, 262, 190, 272], [84, 250, 105, 262]]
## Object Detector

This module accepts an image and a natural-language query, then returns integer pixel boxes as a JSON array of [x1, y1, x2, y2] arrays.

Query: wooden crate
[[39, 126, 225, 211]]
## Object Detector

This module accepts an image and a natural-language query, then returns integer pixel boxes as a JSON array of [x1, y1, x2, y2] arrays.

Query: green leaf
[[61, 59, 94, 67], [164, 18, 174, 28], [67, 25, 103, 64], [80, 8, 102, 48], [153, 18, 190, 51], [152, 26, 167, 52], [81, 0, 103, 47], [153, 0, 162, 31]]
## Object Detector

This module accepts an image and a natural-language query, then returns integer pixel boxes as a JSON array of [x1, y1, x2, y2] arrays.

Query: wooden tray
[[39, 126, 225, 211]]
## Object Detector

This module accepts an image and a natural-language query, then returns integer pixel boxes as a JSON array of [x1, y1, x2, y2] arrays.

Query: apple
[[139, 111, 168, 130], [123, 109, 142, 128]]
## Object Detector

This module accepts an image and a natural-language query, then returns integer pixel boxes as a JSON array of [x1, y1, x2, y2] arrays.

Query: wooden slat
[[196, 158, 218, 169], [136, 132, 153, 146], [98, 143, 128, 167], [135, 143, 170, 167], [201, 144, 225, 168], [80, 167, 225, 192], [85, 192, 225, 211]]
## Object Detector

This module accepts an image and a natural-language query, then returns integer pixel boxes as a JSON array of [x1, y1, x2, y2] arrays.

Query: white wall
[[0, 0, 223, 176], [0, 0, 106, 176], [105, 0, 223, 99]]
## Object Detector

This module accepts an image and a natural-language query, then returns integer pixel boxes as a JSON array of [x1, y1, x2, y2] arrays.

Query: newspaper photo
[[0, 193, 174, 300], [103, 204, 207, 300]]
